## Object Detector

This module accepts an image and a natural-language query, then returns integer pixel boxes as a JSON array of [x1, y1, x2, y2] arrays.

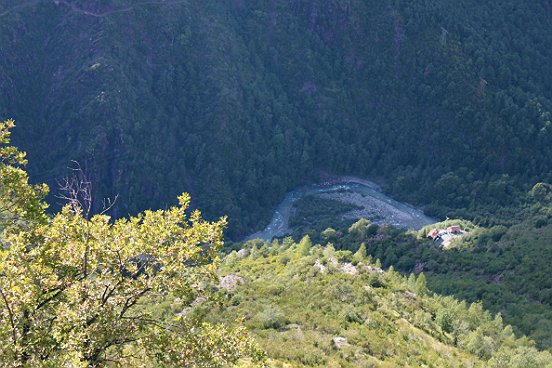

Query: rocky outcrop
[[219, 274, 245, 291]]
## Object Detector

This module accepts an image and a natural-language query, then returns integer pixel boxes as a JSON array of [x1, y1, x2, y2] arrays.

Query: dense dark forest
[[1, 0, 552, 237]]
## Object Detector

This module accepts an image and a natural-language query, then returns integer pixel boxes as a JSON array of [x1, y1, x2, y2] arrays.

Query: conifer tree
[[353, 243, 367, 264], [297, 235, 313, 256], [415, 273, 428, 296]]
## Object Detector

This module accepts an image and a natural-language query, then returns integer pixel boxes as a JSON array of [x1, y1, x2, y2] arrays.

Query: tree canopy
[[0, 121, 262, 367], [0, 119, 48, 229]]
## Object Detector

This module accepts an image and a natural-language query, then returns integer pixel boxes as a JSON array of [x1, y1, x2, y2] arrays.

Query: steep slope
[[1, 0, 552, 236], [287, 193, 552, 350], [193, 238, 552, 367]]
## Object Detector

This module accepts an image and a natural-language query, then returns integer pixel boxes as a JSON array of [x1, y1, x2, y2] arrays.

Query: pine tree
[[298, 235, 313, 256], [353, 243, 367, 264], [415, 273, 428, 296], [408, 273, 417, 290]]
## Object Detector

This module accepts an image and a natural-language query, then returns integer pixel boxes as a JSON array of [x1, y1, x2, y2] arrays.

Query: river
[[245, 177, 438, 241]]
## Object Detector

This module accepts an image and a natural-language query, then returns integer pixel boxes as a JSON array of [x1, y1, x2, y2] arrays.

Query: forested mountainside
[[2, 0, 552, 237]]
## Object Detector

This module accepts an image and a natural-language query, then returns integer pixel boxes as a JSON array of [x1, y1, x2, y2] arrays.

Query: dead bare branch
[[56, 161, 118, 219]]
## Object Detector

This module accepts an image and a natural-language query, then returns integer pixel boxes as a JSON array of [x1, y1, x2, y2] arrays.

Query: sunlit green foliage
[[299, 211, 552, 350], [204, 239, 552, 367], [0, 122, 261, 367], [0, 119, 48, 228]]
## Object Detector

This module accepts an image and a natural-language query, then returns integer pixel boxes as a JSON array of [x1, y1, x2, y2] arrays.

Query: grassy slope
[[278, 195, 552, 351], [195, 239, 552, 367]]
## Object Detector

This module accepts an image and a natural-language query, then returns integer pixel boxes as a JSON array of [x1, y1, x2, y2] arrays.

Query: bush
[[256, 306, 288, 329]]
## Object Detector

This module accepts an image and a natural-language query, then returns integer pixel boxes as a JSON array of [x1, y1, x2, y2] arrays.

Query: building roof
[[428, 229, 439, 238]]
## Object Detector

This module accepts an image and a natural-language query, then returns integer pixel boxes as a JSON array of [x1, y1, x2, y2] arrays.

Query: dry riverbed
[[246, 176, 437, 241], [316, 191, 423, 228]]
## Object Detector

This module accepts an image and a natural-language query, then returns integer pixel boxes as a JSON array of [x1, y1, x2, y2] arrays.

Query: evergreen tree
[[353, 243, 367, 264], [297, 235, 313, 256], [415, 273, 428, 296]]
